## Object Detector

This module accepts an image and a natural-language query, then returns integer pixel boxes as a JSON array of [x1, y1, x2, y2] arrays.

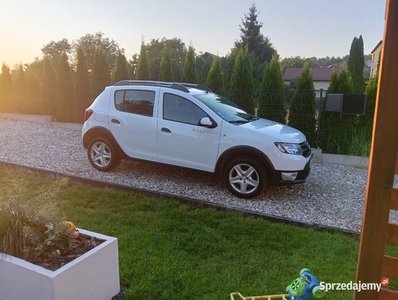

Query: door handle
[[111, 119, 120, 124], [161, 127, 171, 133]]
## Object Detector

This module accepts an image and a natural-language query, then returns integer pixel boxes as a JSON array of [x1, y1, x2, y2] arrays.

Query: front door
[[157, 91, 221, 172]]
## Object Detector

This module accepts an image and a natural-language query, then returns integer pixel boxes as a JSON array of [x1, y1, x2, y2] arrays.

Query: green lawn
[[1, 169, 397, 299]]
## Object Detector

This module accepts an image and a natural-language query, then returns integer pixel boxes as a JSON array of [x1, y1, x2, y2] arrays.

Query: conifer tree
[[159, 46, 174, 82], [0, 64, 14, 112], [288, 63, 316, 144], [42, 56, 58, 117], [258, 55, 286, 123], [92, 48, 110, 100], [206, 56, 224, 93], [321, 68, 355, 154], [235, 4, 275, 65], [348, 35, 365, 93], [113, 50, 130, 83], [327, 69, 339, 94], [229, 48, 255, 114], [181, 46, 197, 83], [57, 52, 74, 122], [136, 43, 150, 80], [25, 72, 42, 114], [75, 46, 91, 123], [337, 69, 353, 93], [13, 65, 27, 113]]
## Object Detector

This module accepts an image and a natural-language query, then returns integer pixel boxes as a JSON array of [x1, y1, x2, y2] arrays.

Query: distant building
[[283, 67, 341, 97], [370, 40, 382, 78], [201, 52, 218, 60]]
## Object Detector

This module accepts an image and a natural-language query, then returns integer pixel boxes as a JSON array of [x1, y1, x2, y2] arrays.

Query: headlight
[[274, 142, 303, 155]]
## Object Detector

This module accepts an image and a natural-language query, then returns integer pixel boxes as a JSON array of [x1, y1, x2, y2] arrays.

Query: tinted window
[[193, 93, 255, 123], [163, 93, 207, 125], [115, 90, 155, 117]]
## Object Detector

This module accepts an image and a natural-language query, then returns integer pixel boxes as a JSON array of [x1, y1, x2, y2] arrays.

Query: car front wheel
[[87, 137, 120, 171], [224, 158, 266, 198]]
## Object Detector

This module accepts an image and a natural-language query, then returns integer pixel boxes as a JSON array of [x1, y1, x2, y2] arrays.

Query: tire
[[312, 286, 326, 298], [300, 268, 310, 276], [223, 158, 266, 198], [87, 137, 120, 171]]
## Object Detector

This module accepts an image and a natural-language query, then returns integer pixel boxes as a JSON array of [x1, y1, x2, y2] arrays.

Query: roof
[[201, 52, 218, 59], [283, 67, 342, 81], [371, 40, 383, 54]]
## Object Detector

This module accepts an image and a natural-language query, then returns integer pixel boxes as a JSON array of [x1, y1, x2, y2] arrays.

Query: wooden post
[[355, 0, 398, 299]]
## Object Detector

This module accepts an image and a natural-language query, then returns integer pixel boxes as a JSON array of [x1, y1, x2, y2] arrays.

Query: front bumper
[[273, 154, 313, 185]]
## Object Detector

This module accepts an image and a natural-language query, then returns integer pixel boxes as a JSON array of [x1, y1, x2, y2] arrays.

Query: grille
[[300, 142, 311, 158]]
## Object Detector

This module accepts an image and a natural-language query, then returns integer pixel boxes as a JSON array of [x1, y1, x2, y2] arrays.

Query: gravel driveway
[[1, 118, 397, 233]]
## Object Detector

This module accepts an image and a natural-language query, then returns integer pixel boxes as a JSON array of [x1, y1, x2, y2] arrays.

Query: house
[[283, 66, 341, 97], [369, 40, 382, 78], [200, 52, 218, 60]]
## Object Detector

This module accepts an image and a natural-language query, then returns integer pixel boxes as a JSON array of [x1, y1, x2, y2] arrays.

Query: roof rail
[[113, 80, 212, 93], [180, 83, 213, 93]]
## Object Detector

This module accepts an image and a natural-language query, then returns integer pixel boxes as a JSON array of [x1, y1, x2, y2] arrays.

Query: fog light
[[281, 172, 298, 181]]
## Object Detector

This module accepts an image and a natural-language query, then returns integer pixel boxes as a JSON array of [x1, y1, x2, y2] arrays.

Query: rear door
[[108, 87, 159, 161], [157, 90, 221, 172]]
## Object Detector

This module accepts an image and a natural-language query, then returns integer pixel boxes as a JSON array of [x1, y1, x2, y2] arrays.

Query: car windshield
[[193, 93, 258, 123]]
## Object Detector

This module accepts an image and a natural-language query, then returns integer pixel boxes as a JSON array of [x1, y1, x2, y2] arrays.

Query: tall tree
[[0, 64, 14, 112], [196, 54, 213, 84], [13, 65, 27, 113], [144, 37, 186, 81], [92, 48, 111, 100], [348, 35, 365, 93], [73, 32, 120, 71], [42, 56, 58, 117], [159, 46, 174, 82], [206, 56, 224, 93], [56, 53, 74, 122], [235, 4, 276, 65], [337, 69, 353, 93], [136, 43, 150, 80], [288, 63, 316, 144], [41, 38, 72, 70], [220, 48, 239, 91], [181, 46, 197, 83], [128, 53, 139, 80], [25, 72, 43, 114], [229, 48, 255, 114], [74, 47, 91, 123], [258, 55, 286, 123], [327, 68, 339, 94], [24, 57, 44, 84], [113, 50, 130, 83]]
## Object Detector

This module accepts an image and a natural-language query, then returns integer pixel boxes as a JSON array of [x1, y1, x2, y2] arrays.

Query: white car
[[82, 80, 312, 198]]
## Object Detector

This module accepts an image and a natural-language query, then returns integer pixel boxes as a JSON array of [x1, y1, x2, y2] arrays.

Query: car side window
[[114, 90, 155, 117], [163, 93, 207, 125]]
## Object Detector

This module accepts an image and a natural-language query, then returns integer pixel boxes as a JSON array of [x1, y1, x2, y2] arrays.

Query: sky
[[1, 0, 386, 67]]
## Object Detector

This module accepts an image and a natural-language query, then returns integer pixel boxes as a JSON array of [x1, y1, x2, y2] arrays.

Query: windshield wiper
[[249, 116, 259, 121], [229, 116, 259, 124], [229, 120, 249, 124]]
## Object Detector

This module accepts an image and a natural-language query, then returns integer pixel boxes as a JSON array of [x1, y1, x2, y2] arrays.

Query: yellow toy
[[230, 292, 289, 300]]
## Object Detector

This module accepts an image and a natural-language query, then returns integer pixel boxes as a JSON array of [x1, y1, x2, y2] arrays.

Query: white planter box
[[0, 229, 120, 300]]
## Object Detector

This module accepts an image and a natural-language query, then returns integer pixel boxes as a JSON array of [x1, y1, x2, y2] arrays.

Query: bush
[[288, 63, 316, 144], [0, 198, 77, 260]]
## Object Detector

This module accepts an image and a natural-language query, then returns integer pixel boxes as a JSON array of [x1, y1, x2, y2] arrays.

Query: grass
[[1, 168, 397, 299]]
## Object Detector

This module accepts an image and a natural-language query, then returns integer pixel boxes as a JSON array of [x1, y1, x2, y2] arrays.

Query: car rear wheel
[[87, 137, 120, 171], [224, 158, 266, 198]]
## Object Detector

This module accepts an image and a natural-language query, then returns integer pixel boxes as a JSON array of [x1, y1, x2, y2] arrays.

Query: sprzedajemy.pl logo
[[320, 277, 390, 293]]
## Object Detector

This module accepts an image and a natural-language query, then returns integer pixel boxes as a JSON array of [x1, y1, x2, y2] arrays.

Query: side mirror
[[199, 117, 216, 128]]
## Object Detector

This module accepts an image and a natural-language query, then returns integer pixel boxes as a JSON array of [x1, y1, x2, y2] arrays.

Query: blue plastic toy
[[286, 268, 325, 300]]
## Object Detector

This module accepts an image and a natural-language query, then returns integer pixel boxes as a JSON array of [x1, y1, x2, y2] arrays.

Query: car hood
[[238, 118, 307, 143]]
